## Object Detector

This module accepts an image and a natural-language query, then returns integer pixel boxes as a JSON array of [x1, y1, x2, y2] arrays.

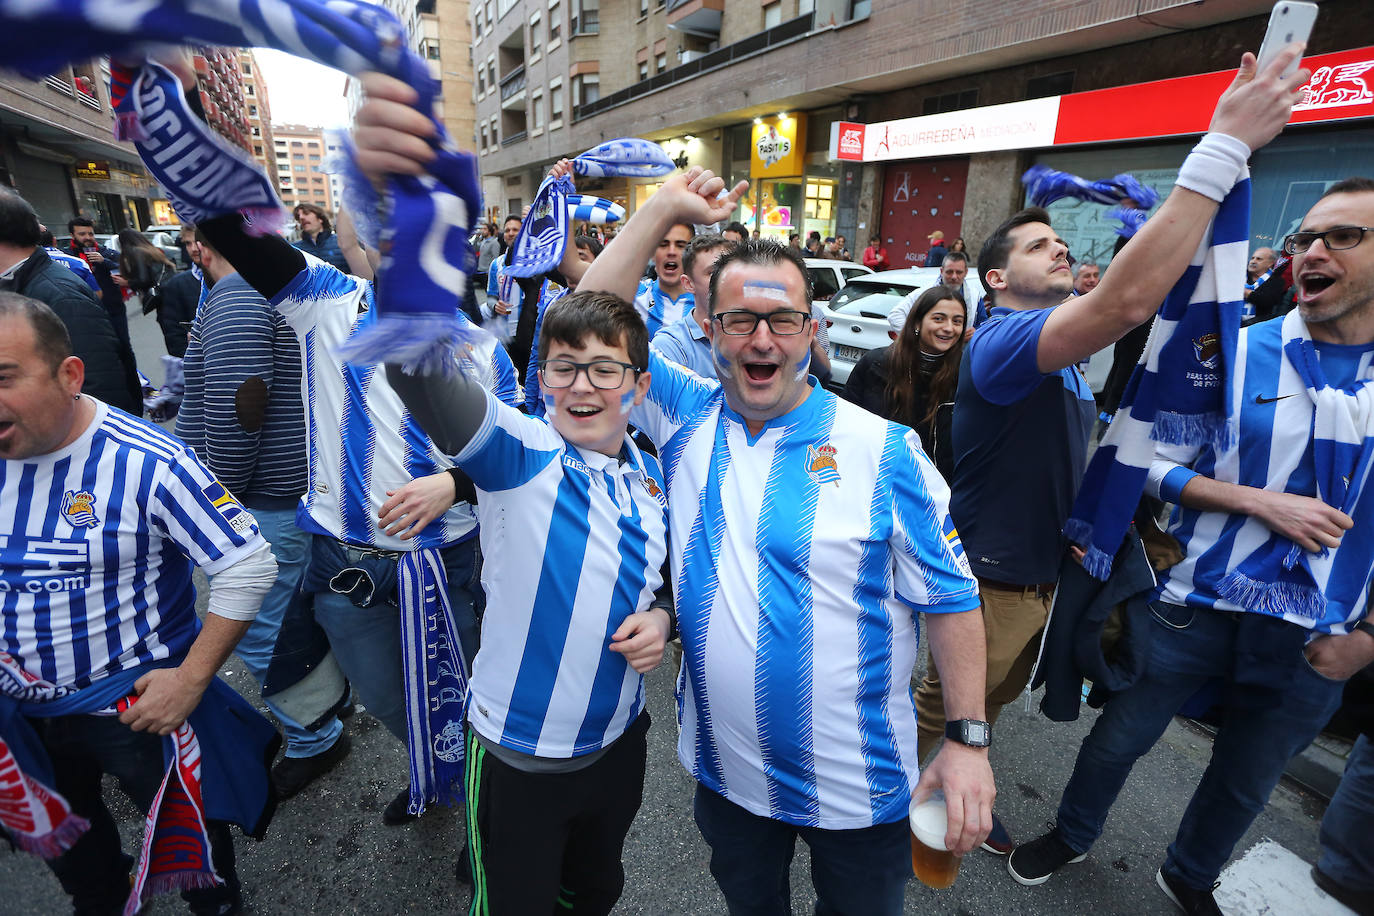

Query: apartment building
[[0, 56, 161, 233], [273, 125, 335, 213], [474, 0, 1374, 263], [239, 50, 280, 196]]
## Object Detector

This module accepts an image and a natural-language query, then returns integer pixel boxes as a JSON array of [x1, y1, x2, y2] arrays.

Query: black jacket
[[13, 248, 142, 414]]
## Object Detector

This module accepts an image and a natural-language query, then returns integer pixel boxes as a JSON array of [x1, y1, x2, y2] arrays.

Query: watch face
[[968, 722, 990, 745]]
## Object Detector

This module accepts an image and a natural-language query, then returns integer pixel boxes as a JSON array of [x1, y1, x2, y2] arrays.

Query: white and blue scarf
[[1216, 309, 1374, 619], [1024, 164, 1160, 240], [503, 139, 673, 278], [1065, 177, 1251, 581], [568, 194, 625, 225], [0, 0, 481, 375]]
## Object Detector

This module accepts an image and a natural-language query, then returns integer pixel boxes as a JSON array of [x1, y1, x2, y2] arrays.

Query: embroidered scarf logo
[[806, 444, 841, 486], [1193, 333, 1223, 370], [61, 490, 98, 529]]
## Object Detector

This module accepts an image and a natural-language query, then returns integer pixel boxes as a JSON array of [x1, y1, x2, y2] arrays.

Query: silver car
[[824, 268, 983, 385]]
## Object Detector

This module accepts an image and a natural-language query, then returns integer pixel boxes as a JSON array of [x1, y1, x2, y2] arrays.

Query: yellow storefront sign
[[750, 113, 806, 179]]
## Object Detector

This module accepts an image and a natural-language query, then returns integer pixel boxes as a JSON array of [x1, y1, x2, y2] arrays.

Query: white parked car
[[804, 257, 873, 302], [824, 268, 983, 386]]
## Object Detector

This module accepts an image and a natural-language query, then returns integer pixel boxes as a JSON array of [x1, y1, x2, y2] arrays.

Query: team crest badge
[[1193, 333, 1222, 370], [806, 444, 841, 486], [61, 490, 99, 528], [643, 476, 665, 503]]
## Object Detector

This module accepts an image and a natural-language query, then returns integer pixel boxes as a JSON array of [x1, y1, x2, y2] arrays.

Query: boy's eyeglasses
[[538, 358, 642, 390]]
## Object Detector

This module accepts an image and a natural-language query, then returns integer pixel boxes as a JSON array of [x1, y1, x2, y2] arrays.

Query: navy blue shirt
[[949, 306, 1096, 585]]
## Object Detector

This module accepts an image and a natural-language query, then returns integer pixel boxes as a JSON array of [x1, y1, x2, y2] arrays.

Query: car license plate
[[834, 345, 864, 362]]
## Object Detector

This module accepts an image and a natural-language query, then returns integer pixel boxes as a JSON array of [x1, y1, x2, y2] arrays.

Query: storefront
[[724, 109, 844, 244], [832, 44, 1374, 263]]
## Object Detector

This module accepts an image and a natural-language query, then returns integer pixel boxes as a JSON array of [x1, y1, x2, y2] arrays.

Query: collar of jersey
[[721, 375, 823, 446], [567, 433, 651, 478]]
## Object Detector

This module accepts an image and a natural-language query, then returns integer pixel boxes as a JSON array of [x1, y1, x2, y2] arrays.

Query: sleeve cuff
[[1158, 466, 1199, 504]]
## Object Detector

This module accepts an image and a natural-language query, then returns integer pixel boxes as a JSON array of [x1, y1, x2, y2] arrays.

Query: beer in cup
[[909, 791, 960, 889]]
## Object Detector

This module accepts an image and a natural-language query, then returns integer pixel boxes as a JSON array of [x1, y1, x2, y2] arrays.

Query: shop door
[[878, 157, 967, 269]]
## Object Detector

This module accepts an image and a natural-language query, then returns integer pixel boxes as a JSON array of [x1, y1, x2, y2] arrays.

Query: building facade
[[472, 0, 1374, 261], [0, 56, 160, 234], [239, 49, 280, 196], [273, 124, 335, 213]]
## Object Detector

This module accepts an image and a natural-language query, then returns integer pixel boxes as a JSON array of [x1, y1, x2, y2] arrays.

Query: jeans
[[693, 784, 911, 916], [232, 507, 344, 758], [1055, 601, 1345, 889], [30, 713, 237, 915], [1319, 734, 1374, 892], [307, 534, 481, 743]]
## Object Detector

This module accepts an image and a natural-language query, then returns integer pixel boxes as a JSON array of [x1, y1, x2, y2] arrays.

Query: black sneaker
[[271, 733, 351, 800], [981, 812, 1014, 855], [383, 787, 419, 826], [1312, 865, 1374, 915], [1156, 868, 1222, 915], [1006, 827, 1087, 886]]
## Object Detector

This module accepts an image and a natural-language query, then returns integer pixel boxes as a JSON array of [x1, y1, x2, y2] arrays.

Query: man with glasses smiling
[[573, 168, 992, 916], [1011, 176, 1374, 913]]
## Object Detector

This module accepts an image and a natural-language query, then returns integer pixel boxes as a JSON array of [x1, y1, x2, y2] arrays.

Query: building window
[[531, 91, 544, 131], [571, 0, 598, 35], [251, 126, 260, 137], [425, 40, 441, 60], [638, 60, 648, 81], [293, 153, 305, 160], [849, 0, 871, 18], [309, 153, 320, 161], [242, 62, 252, 76], [1026, 70, 1074, 100], [764, 3, 781, 28], [655, 52, 666, 74], [249, 104, 258, 117], [530, 14, 542, 58], [291, 140, 303, 147], [246, 83, 255, 96], [550, 81, 563, 124], [477, 67, 485, 95], [480, 124, 488, 151], [474, 6, 482, 39], [572, 73, 599, 109], [922, 88, 979, 115], [295, 164, 306, 172], [488, 59, 496, 90], [548, 0, 561, 43], [253, 144, 263, 156], [639, 0, 647, 16]]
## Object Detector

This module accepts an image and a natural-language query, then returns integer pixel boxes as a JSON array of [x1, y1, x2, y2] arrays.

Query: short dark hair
[[706, 238, 811, 315], [683, 232, 731, 280], [0, 191, 42, 248], [538, 290, 649, 370], [503, 215, 522, 227], [293, 203, 332, 234], [723, 221, 749, 239], [977, 206, 1051, 305], [0, 292, 72, 372], [67, 215, 94, 235], [942, 250, 969, 267], [1319, 177, 1374, 200], [573, 235, 604, 258], [38, 227, 55, 247], [663, 222, 695, 242]]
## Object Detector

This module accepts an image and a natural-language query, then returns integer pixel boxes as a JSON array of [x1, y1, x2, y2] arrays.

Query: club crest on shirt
[[1193, 333, 1222, 370], [202, 480, 256, 535], [641, 475, 666, 506], [806, 444, 841, 486], [60, 490, 99, 529]]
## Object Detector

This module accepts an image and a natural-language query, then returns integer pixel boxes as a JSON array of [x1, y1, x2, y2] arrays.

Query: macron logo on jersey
[[202, 480, 255, 535]]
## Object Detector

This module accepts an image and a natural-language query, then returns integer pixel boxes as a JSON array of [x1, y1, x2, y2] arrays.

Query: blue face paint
[[711, 339, 734, 378], [794, 350, 811, 382], [619, 389, 635, 415], [542, 392, 559, 418]]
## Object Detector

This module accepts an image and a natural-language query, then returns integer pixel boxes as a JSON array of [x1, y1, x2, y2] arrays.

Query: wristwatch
[[1354, 620, 1374, 640], [945, 719, 992, 748]]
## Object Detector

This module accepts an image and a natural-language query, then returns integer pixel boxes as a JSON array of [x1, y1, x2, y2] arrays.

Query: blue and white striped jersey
[[634, 278, 693, 339], [454, 391, 668, 758], [633, 353, 980, 829], [1148, 320, 1374, 633], [271, 256, 488, 552], [0, 401, 265, 689]]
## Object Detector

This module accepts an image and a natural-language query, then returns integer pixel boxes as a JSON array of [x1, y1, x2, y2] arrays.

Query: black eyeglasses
[[537, 358, 641, 390], [1282, 226, 1371, 255], [712, 309, 812, 336]]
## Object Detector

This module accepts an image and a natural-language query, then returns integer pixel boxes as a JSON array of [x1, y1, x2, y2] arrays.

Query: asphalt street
[[0, 303, 1351, 914]]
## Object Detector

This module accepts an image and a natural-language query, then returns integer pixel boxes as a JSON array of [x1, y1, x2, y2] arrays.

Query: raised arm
[[1034, 46, 1310, 373], [578, 168, 748, 302]]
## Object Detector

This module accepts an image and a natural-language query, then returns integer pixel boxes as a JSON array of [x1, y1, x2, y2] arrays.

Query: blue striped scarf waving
[[1065, 177, 1251, 581], [503, 139, 673, 278], [0, 0, 480, 373]]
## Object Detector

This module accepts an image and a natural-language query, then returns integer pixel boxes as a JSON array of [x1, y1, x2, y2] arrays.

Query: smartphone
[[1255, 1, 1318, 78]]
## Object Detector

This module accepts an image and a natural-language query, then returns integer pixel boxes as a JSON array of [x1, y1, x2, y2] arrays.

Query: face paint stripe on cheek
[[712, 339, 733, 378], [542, 393, 558, 418], [619, 390, 634, 416]]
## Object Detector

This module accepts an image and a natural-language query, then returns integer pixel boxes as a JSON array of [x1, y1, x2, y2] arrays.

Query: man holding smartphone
[[67, 216, 131, 352]]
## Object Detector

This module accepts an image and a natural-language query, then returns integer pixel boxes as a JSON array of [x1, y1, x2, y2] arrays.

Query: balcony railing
[[574, 12, 813, 121], [44, 74, 74, 96], [501, 130, 527, 147], [499, 64, 526, 103]]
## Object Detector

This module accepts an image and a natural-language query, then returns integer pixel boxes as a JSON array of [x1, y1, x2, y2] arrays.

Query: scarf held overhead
[[1064, 176, 1251, 582]]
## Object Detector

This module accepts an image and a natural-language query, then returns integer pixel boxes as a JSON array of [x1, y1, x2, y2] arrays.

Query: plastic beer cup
[[909, 791, 960, 889]]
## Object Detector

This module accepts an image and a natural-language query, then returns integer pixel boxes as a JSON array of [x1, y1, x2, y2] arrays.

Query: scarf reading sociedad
[[0, 0, 480, 374], [1064, 177, 1250, 581]]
